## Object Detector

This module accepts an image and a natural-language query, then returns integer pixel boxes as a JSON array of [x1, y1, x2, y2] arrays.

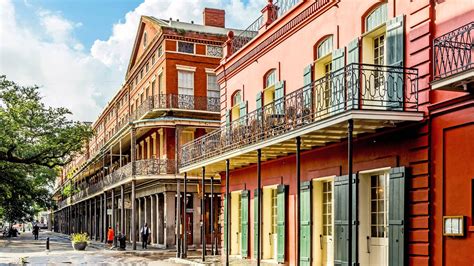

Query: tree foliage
[[0, 76, 93, 223]]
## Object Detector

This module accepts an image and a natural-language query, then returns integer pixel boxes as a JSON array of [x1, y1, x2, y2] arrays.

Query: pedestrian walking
[[32, 223, 39, 240], [140, 223, 150, 249], [107, 226, 115, 247]]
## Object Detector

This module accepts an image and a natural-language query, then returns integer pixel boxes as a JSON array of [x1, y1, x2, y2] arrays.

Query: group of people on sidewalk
[[105, 223, 150, 250]]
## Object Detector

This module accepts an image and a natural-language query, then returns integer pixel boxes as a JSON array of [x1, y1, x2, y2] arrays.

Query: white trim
[[358, 167, 391, 175], [176, 64, 196, 72], [205, 68, 216, 74]]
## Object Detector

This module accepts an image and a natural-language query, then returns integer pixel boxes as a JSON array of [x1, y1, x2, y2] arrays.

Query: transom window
[[232, 91, 241, 106], [207, 74, 219, 98], [178, 70, 194, 95], [322, 181, 333, 236], [207, 45, 223, 57], [178, 41, 194, 54], [366, 4, 388, 32], [317, 36, 333, 59], [370, 174, 389, 238], [265, 69, 276, 88]]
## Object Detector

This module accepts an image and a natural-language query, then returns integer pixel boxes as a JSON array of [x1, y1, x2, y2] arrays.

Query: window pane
[[178, 42, 194, 54], [178, 71, 194, 95]]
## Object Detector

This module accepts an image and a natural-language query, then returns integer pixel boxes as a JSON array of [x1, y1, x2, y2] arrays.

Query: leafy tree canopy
[[0, 75, 93, 223]]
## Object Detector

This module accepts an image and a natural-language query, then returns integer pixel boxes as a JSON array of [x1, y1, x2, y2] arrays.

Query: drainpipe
[[348, 119, 354, 265], [296, 136, 301, 266], [183, 172, 188, 258], [257, 149, 262, 266], [202, 166, 206, 261], [225, 159, 230, 266]]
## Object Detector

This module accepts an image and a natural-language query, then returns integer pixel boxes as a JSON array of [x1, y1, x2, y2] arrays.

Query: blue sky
[[14, 0, 143, 50], [0, 0, 262, 121]]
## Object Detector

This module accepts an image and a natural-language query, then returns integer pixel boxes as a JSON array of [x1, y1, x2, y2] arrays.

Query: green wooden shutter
[[389, 167, 407, 266], [303, 64, 313, 111], [274, 81, 285, 115], [334, 174, 357, 265], [347, 38, 359, 110], [254, 188, 259, 258], [386, 15, 404, 110], [241, 190, 249, 258], [225, 110, 230, 126], [256, 92, 263, 124], [277, 184, 286, 263], [300, 181, 312, 266], [331, 48, 345, 114], [240, 101, 248, 126], [224, 195, 229, 251]]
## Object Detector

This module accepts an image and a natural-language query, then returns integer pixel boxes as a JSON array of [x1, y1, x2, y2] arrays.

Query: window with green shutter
[[276, 184, 286, 263], [389, 167, 407, 266], [347, 38, 360, 109], [274, 81, 285, 115], [241, 190, 249, 258], [331, 48, 345, 114], [386, 15, 404, 110], [303, 65, 313, 112], [300, 181, 311, 266]]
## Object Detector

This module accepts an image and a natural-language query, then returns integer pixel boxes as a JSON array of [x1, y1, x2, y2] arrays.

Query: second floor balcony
[[179, 63, 423, 173], [432, 22, 473, 91]]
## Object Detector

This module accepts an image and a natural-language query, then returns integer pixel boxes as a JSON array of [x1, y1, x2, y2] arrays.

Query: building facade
[[179, 0, 473, 266], [52, 8, 237, 251]]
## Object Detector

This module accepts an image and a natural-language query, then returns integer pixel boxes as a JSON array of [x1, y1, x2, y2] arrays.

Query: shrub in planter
[[71, 233, 89, 251]]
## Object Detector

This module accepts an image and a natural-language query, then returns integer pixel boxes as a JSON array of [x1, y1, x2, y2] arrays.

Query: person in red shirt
[[107, 226, 114, 247]]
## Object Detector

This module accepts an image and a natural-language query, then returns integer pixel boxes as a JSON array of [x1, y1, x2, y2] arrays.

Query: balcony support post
[[257, 149, 262, 266], [176, 178, 181, 258], [347, 119, 358, 265], [131, 180, 137, 250], [103, 191, 107, 243], [111, 189, 116, 246], [202, 166, 206, 261], [119, 139, 122, 167], [183, 172, 188, 258], [296, 136, 301, 266], [94, 197, 97, 240], [225, 159, 230, 266], [210, 174, 215, 255], [121, 185, 125, 235]]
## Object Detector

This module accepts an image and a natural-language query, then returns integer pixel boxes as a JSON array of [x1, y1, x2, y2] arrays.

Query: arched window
[[316, 36, 333, 59], [232, 90, 241, 106], [265, 69, 276, 88], [365, 3, 388, 32], [143, 31, 148, 47]]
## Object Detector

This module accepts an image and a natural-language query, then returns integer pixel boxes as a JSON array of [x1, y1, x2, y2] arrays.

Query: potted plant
[[71, 233, 89, 251]]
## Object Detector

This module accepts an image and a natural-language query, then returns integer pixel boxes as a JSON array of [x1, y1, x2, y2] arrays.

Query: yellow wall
[[231, 191, 241, 255]]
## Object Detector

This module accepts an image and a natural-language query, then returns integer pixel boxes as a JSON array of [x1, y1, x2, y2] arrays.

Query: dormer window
[[143, 31, 147, 48]]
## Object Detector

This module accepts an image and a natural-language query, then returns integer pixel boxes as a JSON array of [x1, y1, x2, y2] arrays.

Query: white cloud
[[0, 0, 264, 121]]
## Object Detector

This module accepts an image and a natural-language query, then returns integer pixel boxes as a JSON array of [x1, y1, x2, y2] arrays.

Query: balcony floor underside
[[179, 109, 424, 176]]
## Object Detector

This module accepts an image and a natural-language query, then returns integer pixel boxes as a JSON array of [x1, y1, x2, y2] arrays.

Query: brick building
[[52, 8, 239, 251], [178, 0, 473, 265]]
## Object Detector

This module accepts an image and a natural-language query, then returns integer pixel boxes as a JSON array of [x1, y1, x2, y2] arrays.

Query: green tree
[[0, 75, 93, 223]]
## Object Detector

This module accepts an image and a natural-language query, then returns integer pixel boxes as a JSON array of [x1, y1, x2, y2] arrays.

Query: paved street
[[0, 230, 186, 265]]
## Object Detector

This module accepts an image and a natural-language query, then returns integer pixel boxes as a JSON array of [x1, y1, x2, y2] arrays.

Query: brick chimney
[[203, 8, 225, 28]]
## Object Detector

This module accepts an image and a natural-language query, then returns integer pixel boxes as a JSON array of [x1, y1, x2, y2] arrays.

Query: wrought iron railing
[[434, 22, 473, 80], [57, 198, 69, 209], [180, 63, 419, 167], [69, 159, 175, 203], [231, 0, 302, 54]]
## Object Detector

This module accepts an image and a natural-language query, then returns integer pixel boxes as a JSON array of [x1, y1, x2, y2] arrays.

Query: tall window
[[178, 70, 194, 95], [178, 41, 194, 54], [158, 74, 163, 95], [207, 74, 219, 98], [322, 181, 333, 236], [371, 174, 388, 238], [232, 90, 241, 106], [158, 45, 163, 57], [264, 69, 277, 105]]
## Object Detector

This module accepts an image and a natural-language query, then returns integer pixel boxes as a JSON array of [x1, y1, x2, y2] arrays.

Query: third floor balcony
[[179, 63, 423, 173], [432, 22, 473, 91]]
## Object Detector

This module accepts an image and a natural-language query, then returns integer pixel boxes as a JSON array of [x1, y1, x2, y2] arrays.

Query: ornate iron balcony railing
[[180, 63, 419, 167], [69, 159, 175, 203], [433, 22, 473, 80]]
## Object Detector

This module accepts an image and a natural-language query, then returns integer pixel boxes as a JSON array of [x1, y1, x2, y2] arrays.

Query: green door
[[241, 190, 249, 258], [254, 188, 259, 258], [277, 184, 286, 263], [389, 167, 407, 266], [334, 174, 357, 265], [300, 181, 312, 265]]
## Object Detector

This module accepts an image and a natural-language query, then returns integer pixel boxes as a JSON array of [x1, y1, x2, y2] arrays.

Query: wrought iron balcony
[[180, 63, 419, 168], [433, 22, 473, 90], [69, 158, 175, 204]]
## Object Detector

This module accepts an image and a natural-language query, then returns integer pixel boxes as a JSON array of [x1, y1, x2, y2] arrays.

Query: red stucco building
[[178, 0, 473, 265]]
